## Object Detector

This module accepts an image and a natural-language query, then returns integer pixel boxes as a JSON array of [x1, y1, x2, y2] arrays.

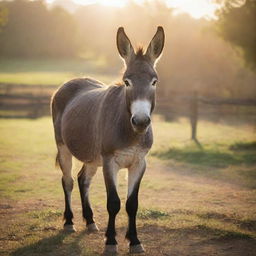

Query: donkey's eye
[[152, 79, 158, 86], [124, 79, 131, 87]]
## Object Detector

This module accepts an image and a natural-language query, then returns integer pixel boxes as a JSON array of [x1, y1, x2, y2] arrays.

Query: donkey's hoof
[[64, 224, 76, 232], [129, 244, 145, 254], [87, 223, 99, 233], [103, 245, 118, 255]]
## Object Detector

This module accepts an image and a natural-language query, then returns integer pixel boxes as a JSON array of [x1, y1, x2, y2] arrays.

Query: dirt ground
[[0, 118, 255, 256], [1, 160, 255, 256]]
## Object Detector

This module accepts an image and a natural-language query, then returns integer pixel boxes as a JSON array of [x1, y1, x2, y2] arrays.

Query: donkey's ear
[[145, 26, 165, 64], [116, 27, 135, 62]]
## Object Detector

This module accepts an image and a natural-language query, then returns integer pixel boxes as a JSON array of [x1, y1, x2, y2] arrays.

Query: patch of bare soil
[[1, 161, 256, 256], [136, 224, 256, 256]]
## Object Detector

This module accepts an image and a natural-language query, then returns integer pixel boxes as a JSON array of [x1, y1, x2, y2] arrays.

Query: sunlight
[[45, 0, 127, 8], [45, 0, 220, 19], [166, 0, 219, 19], [73, 0, 127, 8]]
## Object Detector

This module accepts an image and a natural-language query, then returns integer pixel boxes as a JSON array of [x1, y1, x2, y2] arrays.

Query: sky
[[45, 0, 220, 19]]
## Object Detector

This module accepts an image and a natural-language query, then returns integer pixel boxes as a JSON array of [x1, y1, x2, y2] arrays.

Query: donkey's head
[[117, 27, 165, 134]]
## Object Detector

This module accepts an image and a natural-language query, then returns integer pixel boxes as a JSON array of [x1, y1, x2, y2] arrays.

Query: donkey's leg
[[78, 163, 99, 232], [126, 159, 146, 254], [102, 157, 120, 255], [58, 144, 75, 232]]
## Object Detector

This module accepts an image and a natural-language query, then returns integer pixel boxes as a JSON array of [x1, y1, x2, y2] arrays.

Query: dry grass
[[0, 117, 255, 256], [0, 58, 117, 85]]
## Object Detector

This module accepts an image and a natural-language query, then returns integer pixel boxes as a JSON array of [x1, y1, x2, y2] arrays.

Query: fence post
[[190, 91, 198, 141]]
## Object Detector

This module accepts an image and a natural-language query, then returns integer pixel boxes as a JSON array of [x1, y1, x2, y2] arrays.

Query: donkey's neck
[[101, 85, 145, 154]]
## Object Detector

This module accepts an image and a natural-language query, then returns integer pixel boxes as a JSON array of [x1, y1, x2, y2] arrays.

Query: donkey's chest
[[113, 146, 149, 168]]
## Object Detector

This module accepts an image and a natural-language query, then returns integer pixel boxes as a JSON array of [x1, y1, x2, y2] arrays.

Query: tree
[[216, 0, 256, 70], [0, 4, 8, 30], [0, 0, 80, 58]]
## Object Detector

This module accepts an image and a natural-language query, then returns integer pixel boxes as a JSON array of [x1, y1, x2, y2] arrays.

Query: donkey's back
[[51, 77, 105, 146]]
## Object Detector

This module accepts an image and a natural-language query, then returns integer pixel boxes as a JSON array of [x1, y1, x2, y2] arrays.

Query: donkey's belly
[[82, 146, 149, 168], [70, 146, 149, 168], [113, 146, 149, 169]]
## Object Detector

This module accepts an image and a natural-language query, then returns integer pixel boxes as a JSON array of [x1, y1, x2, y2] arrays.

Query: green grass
[[29, 209, 62, 221], [0, 71, 76, 85], [151, 117, 256, 188], [152, 144, 256, 168], [0, 58, 118, 85], [0, 118, 59, 200], [138, 209, 170, 219], [230, 141, 256, 151], [0, 117, 256, 255]]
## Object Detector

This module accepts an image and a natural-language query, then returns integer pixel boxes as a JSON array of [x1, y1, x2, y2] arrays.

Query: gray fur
[[52, 79, 153, 163], [51, 27, 165, 163], [51, 26, 165, 253]]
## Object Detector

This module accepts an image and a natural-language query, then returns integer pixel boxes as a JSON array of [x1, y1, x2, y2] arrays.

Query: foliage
[[74, 1, 256, 98], [216, 0, 256, 69], [0, 58, 116, 85], [0, 0, 79, 57], [0, 4, 8, 29], [0, 0, 255, 98]]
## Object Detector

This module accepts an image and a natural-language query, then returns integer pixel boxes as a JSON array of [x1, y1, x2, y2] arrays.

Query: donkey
[[51, 26, 165, 255]]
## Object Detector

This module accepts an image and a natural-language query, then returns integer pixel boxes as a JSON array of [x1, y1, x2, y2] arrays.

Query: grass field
[[0, 117, 256, 256], [0, 58, 118, 85]]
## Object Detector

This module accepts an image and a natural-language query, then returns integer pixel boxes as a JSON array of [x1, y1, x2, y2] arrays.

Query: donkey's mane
[[135, 46, 145, 57], [115, 81, 124, 87]]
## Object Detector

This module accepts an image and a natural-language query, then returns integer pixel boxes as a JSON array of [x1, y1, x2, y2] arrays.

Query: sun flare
[[46, 0, 220, 19], [73, 0, 128, 8], [166, 0, 219, 19]]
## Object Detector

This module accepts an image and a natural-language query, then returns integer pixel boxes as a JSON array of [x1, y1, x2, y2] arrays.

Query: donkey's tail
[[55, 151, 60, 168]]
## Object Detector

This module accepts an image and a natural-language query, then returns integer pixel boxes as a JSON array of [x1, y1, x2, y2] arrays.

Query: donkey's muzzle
[[131, 115, 151, 133]]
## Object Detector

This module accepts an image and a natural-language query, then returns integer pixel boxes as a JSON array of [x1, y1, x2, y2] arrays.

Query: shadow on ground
[[10, 221, 256, 256], [152, 143, 256, 168], [10, 230, 100, 256], [138, 224, 256, 256]]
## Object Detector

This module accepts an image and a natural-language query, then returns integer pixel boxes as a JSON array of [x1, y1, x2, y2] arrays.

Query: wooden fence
[[0, 83, 56, 118], [189, 92, 256, 142], [1, 83, 256, 140], [156, 91, 256, 141]]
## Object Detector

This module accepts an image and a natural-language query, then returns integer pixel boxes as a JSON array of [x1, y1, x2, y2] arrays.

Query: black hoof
[[87, 223, 99, 233], [129, 244, 145, 254], [63, 224, 76, 232], [103, 244, 118, 255]]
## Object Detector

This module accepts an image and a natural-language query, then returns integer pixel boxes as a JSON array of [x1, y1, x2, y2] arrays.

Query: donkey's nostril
[[144, 116, 151, 126], [131, 116, 151, 128], [131, 116, 138, 126]]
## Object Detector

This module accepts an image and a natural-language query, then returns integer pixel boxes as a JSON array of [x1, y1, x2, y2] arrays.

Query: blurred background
[[0, 1, 256, 255], [0, 0, 255, 125]]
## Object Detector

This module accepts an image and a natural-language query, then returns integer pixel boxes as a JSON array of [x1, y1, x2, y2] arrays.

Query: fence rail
[[0, 83, 255, 139], [199, 97, 256, 106], [0, 83, 56, 118]]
